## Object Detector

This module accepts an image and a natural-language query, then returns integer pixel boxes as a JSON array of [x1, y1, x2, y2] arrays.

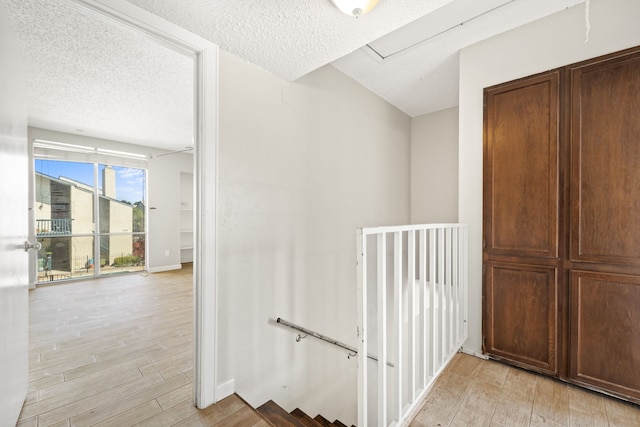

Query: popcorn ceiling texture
[[1, 0, 194, 150], [332, 0, 586, 117], [0, 0, 587, 148], [124, 0, 454, 81], [120, 0, 584, 116]]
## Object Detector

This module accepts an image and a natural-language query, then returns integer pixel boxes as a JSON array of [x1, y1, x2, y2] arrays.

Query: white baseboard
[[460, 347, 489, 360], [146, 264, 182, 273], [216, 379, 235, 401]]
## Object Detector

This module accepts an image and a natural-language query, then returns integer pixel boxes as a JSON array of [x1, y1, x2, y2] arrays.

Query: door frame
[[70, 0, 219, 408]]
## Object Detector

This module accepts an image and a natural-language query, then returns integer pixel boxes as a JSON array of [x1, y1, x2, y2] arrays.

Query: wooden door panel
[[484, 72, 559, 258], [485, 263, 558, 374], [570, 52, 640, 265], [569, 271, 640, 400]]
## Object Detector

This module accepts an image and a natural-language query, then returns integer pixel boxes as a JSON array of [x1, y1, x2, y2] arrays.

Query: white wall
[[179, 172, 194, 263], [146, 153, 193, 272], [217, 52, 411, 424], [411, 107, 458, 223], [459, 0, 640, 355]]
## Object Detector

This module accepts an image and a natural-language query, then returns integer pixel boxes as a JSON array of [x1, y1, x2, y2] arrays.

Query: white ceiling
[[1, 0, 586, 151], [1, 0, 194, 151], [334, 0, 585, 116]]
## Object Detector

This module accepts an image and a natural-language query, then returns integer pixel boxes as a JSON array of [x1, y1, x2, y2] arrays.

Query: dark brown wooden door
[[483, 71, 562, 376], [483, 46, 640, 404], [568, 50, 640, 400]]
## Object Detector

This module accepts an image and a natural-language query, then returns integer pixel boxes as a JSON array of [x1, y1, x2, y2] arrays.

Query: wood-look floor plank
[[449, 381, 502, 427], [447, 351, 483, 376], [29, 341, 56, 354], [172, 394, 249, 427], [21, 267, 640, 427], [129, 320, 192, 342], [29, 373, 65, 392], [159, 358, 193, 379], [132, 399, 199, 427], [490, 367, 536, 426], [29, 354, 97, 380], [211, 404, 266, 427], [15, 416, 37, 427], [568, 385, 609, 426], [530, 375, 570, 427], [36, 373, 165, 427], [146, 342, 194, 365], [24, 390, 38, 406], [139, 349, 192, 376], [20, 367, 144, 420], [92, 340, 164, 364], [29, 351, 40, 366], [69, 373, 190, 426], [411, 353, 640, 427], [409, 372, 469, 426], [38, 356, 148, 401], [604, 396, 640, 427], [474, 358, 509, 388], [28, 331, 82, 349], [156, 383, 193, 410], [63, 354, 151, 381], [92, 399, 163, 427], [39, 328, 137, 360], [145, 333, 193, 362], [18, 268, 206, 427]]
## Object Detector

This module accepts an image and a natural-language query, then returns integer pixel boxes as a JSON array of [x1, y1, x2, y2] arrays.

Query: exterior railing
[[356, 224, 468, 427], [36, 218, 72, 236]]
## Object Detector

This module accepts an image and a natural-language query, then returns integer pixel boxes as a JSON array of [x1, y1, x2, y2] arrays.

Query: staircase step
[[313, 415, 336, 427], [291, 408, 323, 427], [257, 400, 307, 427], [333, 421, 348, 427]]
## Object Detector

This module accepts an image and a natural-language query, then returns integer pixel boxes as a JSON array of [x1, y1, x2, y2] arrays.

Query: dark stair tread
[[257, 400, 307, 427], [333, 421, 348, 427], [290, 408, 323, 427], [313, 415, 336, 427]]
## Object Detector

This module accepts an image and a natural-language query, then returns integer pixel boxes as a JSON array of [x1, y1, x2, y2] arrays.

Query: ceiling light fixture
[[332, 0, 380, 17]]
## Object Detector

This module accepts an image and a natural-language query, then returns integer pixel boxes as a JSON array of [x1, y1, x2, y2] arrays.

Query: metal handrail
[[276, 317, 394, 368]]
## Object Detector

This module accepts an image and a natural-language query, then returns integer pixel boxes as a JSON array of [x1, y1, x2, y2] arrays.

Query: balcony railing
[[36, 218, 72, 236]]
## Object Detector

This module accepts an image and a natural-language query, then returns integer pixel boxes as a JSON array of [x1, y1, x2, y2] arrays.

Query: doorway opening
[[15, 0, 218, 408]]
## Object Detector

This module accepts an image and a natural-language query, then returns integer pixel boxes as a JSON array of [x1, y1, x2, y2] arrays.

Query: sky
[[35, 160, 145, 203]]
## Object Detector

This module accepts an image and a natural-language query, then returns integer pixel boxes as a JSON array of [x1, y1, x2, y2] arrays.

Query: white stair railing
[[356, 224, 468, 427]]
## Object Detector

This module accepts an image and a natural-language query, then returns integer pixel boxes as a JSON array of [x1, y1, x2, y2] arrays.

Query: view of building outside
[[35, 160, 146, 283]]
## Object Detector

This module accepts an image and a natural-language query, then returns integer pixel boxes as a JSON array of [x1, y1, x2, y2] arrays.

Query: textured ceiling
[[124, 0, 456, 82], [0, 0, 587, 151], [1, 0, 194, 151], [126, 0, 585, 116], [334, 0, 586, 116]]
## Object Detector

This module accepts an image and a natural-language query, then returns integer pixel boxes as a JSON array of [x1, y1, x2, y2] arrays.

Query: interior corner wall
[[146, 152, 193, 272], [217, 52, 411, 425], [410, 107, 459, 224], [458, 0, 640, 355]]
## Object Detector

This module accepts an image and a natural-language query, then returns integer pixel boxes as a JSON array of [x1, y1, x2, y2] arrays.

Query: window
[[35, 159, 146, 283]]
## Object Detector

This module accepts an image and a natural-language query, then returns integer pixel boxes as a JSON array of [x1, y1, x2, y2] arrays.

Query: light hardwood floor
[[18, 265, 266, 427], [18, 265, 640, 426], [410, 352, 640, 427]]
